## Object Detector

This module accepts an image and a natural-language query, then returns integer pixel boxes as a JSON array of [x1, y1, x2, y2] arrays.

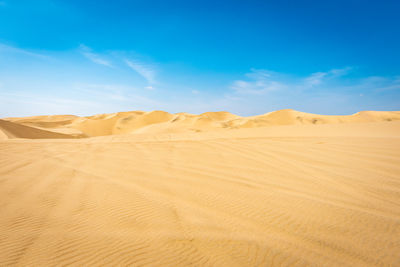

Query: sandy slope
[[0, 116, 400, 266], [0, 120, 79, 140]]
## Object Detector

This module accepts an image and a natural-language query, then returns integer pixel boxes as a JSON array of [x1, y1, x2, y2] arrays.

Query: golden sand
[[1, 110, 400, 266]]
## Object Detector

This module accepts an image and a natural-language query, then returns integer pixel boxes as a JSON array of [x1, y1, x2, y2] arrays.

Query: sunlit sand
[[1, 110, 400, 266]]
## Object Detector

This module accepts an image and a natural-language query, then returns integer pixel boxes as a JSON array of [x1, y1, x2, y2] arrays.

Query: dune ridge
[[0, 119, 80, 140], [3, 109, 400, 138]]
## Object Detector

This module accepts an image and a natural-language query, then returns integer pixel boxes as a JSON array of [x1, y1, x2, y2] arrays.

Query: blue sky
[[0, 0, 399, 117]]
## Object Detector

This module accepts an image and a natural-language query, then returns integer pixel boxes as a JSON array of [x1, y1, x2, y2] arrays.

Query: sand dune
[[0, 119, 79, 140], [3, 109, 400, 138], [1, 111, 400, 266]]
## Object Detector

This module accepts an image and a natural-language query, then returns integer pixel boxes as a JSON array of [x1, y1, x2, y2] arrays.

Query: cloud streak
[[125, 59, 156, 84], [222, 67, 400, 115], [304, 67, 353, 87], [231, 67, 354, 95], [73, 83, 159, 105], [0, 41, 398, 117], [231, 69, 287, 95], [0, 43, 50, 59], [79, 44, 112, 67]]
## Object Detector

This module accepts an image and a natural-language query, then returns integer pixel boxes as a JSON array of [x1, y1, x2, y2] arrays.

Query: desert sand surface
[[1, 110, 400, 266]]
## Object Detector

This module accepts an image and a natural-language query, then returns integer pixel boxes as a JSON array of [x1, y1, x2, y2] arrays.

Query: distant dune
[[1, 110, 400, 266], [3, 109, 400, 139]]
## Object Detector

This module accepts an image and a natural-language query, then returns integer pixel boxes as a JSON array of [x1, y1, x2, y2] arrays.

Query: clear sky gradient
[[0, 0, 399, 116]]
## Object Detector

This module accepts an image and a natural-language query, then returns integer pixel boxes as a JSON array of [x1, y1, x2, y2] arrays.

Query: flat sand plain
[[1, 110, 400, 266]]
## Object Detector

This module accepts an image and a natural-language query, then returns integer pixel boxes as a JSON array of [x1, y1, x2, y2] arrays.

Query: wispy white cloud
[[304, 67, 352, 87], [0, 43, 50, 59], [304, 72, 328, 87], [224, 67, 400, 115], [125, 59, 156, 84], [1, 39, 398, 117], [231, 67, 355, 95], [73, 83, 159, 106], [231, 69, 287, 95], [79, 44, 112, 67], [330, 66, 353, 77], [0, 82, 161, 117]]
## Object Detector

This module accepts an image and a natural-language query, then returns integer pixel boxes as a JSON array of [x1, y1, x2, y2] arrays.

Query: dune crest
[[2, 109, 400, 138], [0, 119, 80, 140]]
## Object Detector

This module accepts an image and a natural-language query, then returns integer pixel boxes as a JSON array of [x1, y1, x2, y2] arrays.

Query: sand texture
[[1, 110, 400, 266]]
